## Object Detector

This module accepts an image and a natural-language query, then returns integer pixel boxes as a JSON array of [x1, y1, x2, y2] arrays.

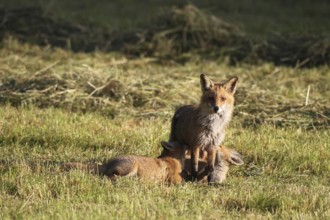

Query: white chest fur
[[197, 112, 230, 151]]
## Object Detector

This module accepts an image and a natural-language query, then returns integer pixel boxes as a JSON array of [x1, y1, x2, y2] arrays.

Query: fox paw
[[192, 171, 199, 182], [205, 165, 214, 173]]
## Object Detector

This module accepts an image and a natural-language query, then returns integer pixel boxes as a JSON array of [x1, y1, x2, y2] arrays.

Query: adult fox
[[62, 141, 190, 184], [169, 73, 238, 181]]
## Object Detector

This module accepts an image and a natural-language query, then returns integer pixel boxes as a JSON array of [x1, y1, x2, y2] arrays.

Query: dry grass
[[1, 4, 330, 66], [0, 38, 329, 128]]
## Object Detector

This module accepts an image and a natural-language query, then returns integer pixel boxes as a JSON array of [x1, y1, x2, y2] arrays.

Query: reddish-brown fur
[[62, 141, 187, 184], [169, 74, 238, 181]]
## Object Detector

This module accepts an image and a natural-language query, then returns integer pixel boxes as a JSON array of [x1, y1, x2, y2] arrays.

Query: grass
[[0, 107, 329, 219], [0, 1, 330, 218], [0, 38, 329, 219]]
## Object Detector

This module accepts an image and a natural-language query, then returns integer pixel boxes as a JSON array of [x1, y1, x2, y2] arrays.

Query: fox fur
[[62, 141, 187, 184], [184, 146, 244, 183], [169, 73, 238, 180]]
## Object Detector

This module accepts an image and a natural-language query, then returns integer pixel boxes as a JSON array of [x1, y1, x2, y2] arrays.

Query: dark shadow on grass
[[225, 195, 282, 214]]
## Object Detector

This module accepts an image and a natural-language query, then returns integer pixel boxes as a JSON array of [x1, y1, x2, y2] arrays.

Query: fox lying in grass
[[183, 146, 244, 183], [169, 73, 238, 181], [62, 142, 243, 184], [62, 141, 186, 184]]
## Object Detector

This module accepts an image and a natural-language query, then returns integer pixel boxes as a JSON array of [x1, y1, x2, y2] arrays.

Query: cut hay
[[0, 5, 329, 129], [0, 7, 110, 52], [113, 4, 246, 58], [0, 71, 158, 117], [255, 35, 330, 67], [1, 72, 328, 129], [235, 88, 330, 129], [0, 42, 328, 129], [1, 5, 329, 67]]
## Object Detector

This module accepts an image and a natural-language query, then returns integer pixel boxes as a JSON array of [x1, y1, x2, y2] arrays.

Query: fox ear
[[224, 77, 238, 94], [161, 141, 177, 151], [200, 74, 214, 92], [228, 149, 244, 166]]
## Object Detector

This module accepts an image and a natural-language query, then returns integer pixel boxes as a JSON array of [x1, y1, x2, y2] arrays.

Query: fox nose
[[213, 106, 220, 113]]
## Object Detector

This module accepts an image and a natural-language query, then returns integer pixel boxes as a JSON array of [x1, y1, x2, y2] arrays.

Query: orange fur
[[61, 141, 186, 184], [169, 74, 238, 181]]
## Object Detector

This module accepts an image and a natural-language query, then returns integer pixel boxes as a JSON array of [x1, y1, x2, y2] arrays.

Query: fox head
[[159, 141, 187, 166], [219, 147, 244, 167], [200, 74, 238, 115], [208, 146, 244, 183]]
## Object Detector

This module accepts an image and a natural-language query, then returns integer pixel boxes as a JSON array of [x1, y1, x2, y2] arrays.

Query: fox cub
[[62, 141, 187, 184], [169, 74, 238, 180], [184, 146, 244, 183]]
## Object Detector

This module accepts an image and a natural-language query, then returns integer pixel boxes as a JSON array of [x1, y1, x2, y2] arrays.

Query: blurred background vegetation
[[1, 0, 330, 66], [1, 0, 330, 37]]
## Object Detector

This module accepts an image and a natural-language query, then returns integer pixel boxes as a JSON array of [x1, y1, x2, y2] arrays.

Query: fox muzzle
[[213, 106, 220, 113]]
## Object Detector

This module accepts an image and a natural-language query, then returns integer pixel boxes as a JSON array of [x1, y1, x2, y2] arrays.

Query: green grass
[[0, 37, 330, 219], [0, 107, 329, 219], [0, 2, 329, 218]]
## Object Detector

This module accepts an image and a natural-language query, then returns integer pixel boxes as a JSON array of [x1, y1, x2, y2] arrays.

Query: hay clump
[[256, 35, 330, 67], [0, 7, 111, 52], [1, 5, 330, 67], [0, 67, 168, 117], [114, 4, 248, 59], [235, 88, 330, 129]]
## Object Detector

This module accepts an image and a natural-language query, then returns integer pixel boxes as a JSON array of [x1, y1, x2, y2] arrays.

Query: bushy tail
[[60, 162, 104, 175]]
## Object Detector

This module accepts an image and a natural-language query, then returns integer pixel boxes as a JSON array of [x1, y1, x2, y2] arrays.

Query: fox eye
[[208, 97, 214, 102], [221, 97, 226, 101]]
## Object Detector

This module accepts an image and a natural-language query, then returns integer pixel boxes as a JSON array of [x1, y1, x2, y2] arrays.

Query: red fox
[[169, 74, 238, 181], [184, 146, 244, 183], [62, 141, 188, 184], [61, 143, 241, 184]]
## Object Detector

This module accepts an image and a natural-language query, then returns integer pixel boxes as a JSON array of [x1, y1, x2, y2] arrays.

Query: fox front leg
[[191, 146, 200, 181], [207, 148, 217, 182]]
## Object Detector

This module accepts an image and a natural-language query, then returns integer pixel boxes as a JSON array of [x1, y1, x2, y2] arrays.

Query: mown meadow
[[0, 1, 330, 219]]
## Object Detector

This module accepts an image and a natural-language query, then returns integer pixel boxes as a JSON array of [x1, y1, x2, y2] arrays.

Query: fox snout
[[212, 105, 224, 115]]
